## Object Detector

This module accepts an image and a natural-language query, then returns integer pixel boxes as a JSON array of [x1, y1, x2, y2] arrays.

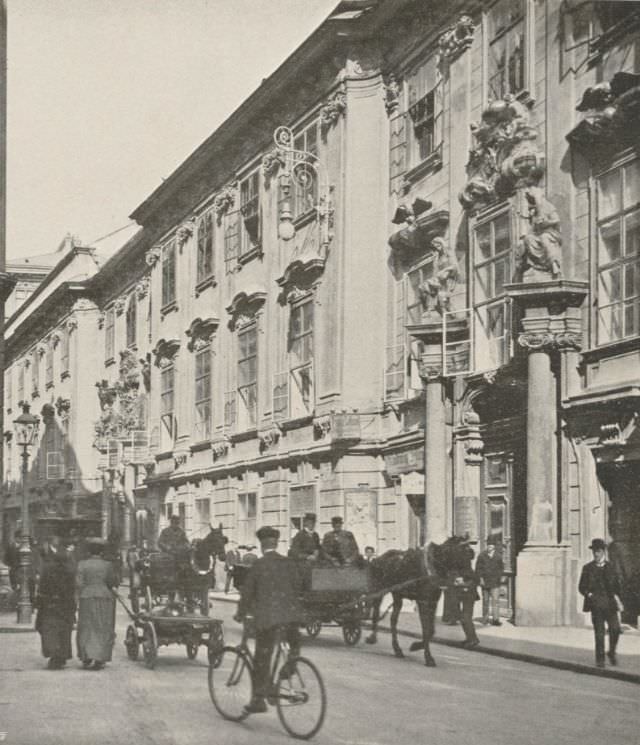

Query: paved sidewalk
[[209, 589, 640, 684]]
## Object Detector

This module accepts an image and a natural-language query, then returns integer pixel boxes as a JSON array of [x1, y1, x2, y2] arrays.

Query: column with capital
[[506, 280, 587, 625]]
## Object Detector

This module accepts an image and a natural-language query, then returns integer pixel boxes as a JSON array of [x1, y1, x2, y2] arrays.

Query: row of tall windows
[[6, 335, 72, 408], [104, 294, 140, 361]]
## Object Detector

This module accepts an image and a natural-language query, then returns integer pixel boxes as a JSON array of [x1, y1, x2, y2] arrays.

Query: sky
[[6, 0, 338, 259]]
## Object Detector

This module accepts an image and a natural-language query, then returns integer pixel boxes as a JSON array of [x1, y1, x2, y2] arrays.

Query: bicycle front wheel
[[276, 656, 327, 740], [208, 646, 253, 722]]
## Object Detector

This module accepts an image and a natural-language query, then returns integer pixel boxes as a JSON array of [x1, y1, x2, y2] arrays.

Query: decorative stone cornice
[[51, 332, 61, 348], [460, 95, 544, 213], [518, 330, 583, 352], [135, 276, 150, 299], [176, 219, 196, 248], [383, 73, 401, 116], [0, 271, 17, 303], [186, 316, 219, 352], [321, 82, 347, 130], [438, 14, 476, 63], [152, 338, 180, 368], [388, 200, 450, 265], [262, 148, 286, 179], [211, 437, 230, 460], [214, 183, 237, 222], [114, 296, 126, 316], [567, 72, 640, 157], [259, 424, 281, 452], [55, 397, 71, 421], [313, 415, 332, 439], [226, 288, 267, 330], [145, 246, 162, 267], [66, 317, 78, 333], [36, 344, 46, 358]]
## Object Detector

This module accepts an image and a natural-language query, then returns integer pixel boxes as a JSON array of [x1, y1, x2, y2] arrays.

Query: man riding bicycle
[[234, 525, 305, 714]]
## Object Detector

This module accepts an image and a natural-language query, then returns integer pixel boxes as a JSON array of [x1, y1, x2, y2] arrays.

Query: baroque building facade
[[3, 0, 640, 627]]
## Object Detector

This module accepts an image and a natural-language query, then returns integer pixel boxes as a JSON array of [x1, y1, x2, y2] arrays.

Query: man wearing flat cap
[[322, 516, 360, 566], [579, 538, 624, 667], [289, 513, 321, 562], [236, 526, 305, 714], [158, 515, 190, 558]]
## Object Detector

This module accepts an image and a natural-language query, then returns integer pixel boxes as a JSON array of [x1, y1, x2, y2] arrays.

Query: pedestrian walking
[[475, 537, 504, 625], [224, 541, 240, 593], [446, 534, 480, 648], [578, 538, 624, 668], [34, 536, 76, 670], [235, 526, 306, 715], [76, 538, 117, 671], [4, 530, 21, 591]]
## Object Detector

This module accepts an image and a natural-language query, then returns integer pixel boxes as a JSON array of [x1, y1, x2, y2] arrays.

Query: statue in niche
[[517, 187, 562, 280], [418, 237, 459, 315]]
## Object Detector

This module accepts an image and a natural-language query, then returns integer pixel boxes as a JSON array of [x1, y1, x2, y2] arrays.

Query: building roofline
[[129, 1, 384, 226], [4, 246, 97, 329]]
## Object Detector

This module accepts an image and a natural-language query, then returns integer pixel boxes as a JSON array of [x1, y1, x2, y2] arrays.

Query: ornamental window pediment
[[226, 287, 266, 330], [186, 316, 219, 352], [152, 338, 180, 368]]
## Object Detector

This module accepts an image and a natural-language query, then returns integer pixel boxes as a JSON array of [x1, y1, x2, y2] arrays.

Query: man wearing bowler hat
[[322, 516, 360, 566], [579, 538, 624, 667], [289, 513, 321, 561], [235, 526, 305, 714]]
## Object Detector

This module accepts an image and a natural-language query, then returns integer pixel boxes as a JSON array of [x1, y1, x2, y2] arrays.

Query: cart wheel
[[276, 655, 327, 739], [125, 624, 139, 661], [207, 622, 224, 667], [305, 621, 322, 638], [142, 622, 157, 669], [342, 622, 362, 646], [186, 640, 199, 660]]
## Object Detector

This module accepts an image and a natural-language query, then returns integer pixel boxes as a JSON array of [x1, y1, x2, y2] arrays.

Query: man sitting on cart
[[235, 526, 305, 715], [289, 512, 321, 562], [158, 515, 191, 594], [322, 516, 360, 566]]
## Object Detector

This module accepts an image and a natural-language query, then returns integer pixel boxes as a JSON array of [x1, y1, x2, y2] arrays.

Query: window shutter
[[389, 111, 407, 196]]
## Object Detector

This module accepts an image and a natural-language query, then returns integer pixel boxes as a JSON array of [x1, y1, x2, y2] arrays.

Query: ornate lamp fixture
[[272, 125, 333, 250]]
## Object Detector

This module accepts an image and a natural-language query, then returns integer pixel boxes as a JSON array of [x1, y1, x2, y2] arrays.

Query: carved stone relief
[[438, 13, 476, 64], [226, 289, 267, 331], [186, 317, 219, 352], [145, 246, 161, 267], [152, 338, 180, 368], [214, 183, 237, 222]]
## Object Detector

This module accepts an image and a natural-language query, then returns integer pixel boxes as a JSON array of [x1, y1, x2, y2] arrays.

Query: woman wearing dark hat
[[76, 538, 118, 670], [578, 538, 624, 667], [35, 536, 76, 670]]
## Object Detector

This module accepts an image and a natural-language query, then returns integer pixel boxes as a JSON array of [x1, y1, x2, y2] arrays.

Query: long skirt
[[76, 597, 116, 663], [36, 610, 73, 661]]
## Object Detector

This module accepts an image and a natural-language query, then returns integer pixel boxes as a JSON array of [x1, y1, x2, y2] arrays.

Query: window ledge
[[402, 146, 443, 188], [31, 390, 40, 399], [161, 300, 178, 317], [45, 381, 54, 390], [154, 450, 174, 462], [195, 275, 217, 295], [104, 356, 116, 368], [127, 343, 138, 353], [279, 414, 314, 432], [228, 428, 258, 443], [60, 371, 70, 381], [190, 440, 211, 453], [238, 246, 263, 266], [581, 336, 640, 362]]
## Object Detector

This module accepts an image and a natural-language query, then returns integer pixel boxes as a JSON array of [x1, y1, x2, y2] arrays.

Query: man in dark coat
[[289, 513, 321, 561], [3, 530, 21, 591], [235, 526, 305, 714], [578, 538, 624, 667], [322, 516, 359, 565], [158, 515, 190, 557], [35, 536, 76, 670], [446, 535, 480, 648], [475, 537, 504, 625]]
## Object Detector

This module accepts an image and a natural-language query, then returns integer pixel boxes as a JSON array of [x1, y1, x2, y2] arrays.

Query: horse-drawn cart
[[121, 550, 224, 669], [301, 564, 371, 646]]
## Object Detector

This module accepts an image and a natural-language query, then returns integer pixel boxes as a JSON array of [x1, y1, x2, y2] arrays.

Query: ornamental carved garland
[[214, 184, 237, 223], [94, 349, 143, 441], [321, 82, 347, 130], [438, 14, 476, 63]]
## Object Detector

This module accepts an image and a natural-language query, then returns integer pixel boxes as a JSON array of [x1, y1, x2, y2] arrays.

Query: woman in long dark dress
[[76, 539, 117, 670], [35, 536, 76, 670]]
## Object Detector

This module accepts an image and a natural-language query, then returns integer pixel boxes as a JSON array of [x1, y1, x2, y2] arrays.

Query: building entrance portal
[[599, 463, 640, 627]]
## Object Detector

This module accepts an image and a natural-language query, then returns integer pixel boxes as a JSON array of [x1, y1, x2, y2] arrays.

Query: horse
[[365, 536, 472, 667], [190, 524, 228, 592]]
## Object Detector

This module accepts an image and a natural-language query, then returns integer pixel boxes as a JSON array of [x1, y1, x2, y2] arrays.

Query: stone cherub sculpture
[[517, 187, 562, 281], [418, 236, 459, 315]]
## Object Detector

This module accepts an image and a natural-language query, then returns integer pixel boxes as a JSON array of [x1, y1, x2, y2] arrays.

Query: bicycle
[[208, 618, 327, 740]]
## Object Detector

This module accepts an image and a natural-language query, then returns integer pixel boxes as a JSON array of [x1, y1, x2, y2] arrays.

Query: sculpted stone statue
[[517, 187, 562, 280]]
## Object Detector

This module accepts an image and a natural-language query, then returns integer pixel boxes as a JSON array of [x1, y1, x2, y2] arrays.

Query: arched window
[[126, 294, 137, 348]]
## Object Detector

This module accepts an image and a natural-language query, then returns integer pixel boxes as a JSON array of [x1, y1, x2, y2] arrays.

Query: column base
[[515, 545, 573, 626]]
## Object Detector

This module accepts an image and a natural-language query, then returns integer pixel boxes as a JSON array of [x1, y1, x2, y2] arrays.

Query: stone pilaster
[[507, 280, 587, 625]]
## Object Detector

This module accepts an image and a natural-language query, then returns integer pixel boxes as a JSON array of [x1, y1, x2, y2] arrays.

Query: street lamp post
[[13, 401, 40, 624]]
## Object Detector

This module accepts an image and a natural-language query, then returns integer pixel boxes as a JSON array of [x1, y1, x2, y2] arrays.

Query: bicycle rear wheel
[[208, 646, 253, 722], [276, 656, 326, 740]]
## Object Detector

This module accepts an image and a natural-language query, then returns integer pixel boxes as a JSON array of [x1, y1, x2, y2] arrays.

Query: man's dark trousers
[[253, 624, 301, 697], [591, 608, 620, 663]]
